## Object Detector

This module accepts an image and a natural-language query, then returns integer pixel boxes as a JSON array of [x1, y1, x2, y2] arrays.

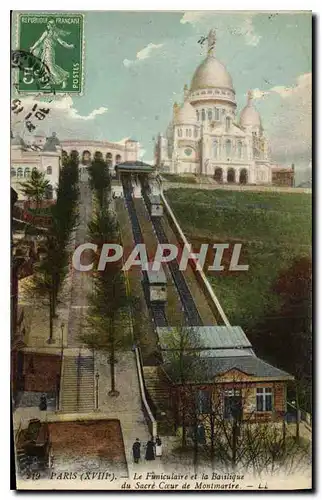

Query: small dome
[[43, 132, 60, 152], [175, 101, 197, 125], [190, 55, 234, 92], [240, 93, 261, 128]]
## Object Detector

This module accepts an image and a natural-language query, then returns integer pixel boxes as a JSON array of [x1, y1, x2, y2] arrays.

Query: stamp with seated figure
[[15, 12, 84, 94]]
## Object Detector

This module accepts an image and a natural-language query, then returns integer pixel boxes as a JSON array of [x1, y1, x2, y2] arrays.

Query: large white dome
[[190, 55, 234, 92], [175, 100, 197, 124]]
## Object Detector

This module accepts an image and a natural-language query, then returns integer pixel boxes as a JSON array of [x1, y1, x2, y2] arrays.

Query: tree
[[247, 256, 312, 413], [83, 159, 132, 395], [20, 169, 51, 209], [24, 155, 79, 342], [87, 154, 111, 207], [161, 325, 205, 451]]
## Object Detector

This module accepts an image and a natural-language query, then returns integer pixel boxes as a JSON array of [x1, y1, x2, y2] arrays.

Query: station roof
[[157, 326, 252, 351], [116, 161, 155, 173], [163, 354, 294, 383], [157, 326, 293, 382]]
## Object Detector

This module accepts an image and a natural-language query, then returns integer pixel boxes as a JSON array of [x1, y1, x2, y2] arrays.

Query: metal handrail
[[134, 346, 157, 439]]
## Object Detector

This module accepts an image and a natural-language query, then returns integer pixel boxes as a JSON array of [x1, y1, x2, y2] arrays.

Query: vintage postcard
[[10, 11, 312, 491]]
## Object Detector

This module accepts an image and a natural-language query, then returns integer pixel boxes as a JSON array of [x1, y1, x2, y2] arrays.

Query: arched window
[[17, 167, 23, 178], [214, 168, 223, 183], [24, 167, 31, 177], [11, 168, 16, 177], [208, 109, 212, 121], [225, 139, 232, 157], [239, 169, 248, 184], [178, 128, 182, 137], [237, 141, 243, 159], [213, 139, 218, 159], [214, 108, 220, 120], [106, 152, 113, 167], [46, 166, 52, 175], [194, 128, 198, 138], [227, 168, 235, 183], [82, 150, 91, 164], [226, 117, 231, 131], [196, 110, 200, 121], [186, 129, 189, 137], [115, 154, 121, 165], [201, 109, 206, 121], [189, 129, 192, 137]]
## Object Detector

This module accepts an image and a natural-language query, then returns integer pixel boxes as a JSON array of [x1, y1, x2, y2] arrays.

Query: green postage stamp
[[15, 12, 84, 94]]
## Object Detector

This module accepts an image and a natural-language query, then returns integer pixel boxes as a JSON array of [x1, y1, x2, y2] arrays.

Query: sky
[[12, 11, 312, 177]]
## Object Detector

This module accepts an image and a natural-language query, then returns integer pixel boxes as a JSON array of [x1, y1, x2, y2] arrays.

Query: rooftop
[[157, 325, 293, 382], [147, 265, 166, 284], [157, 326, 252, 351], [163, 354, 294, 383], [116, 161, 155, 173]]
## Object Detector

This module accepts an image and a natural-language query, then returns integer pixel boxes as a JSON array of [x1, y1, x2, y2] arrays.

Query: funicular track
[[140, 177, 203, 327], [121, 176, 168, 327]]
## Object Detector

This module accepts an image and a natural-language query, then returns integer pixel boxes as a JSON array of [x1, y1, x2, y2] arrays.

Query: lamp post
[[57, 321, 65, 411], [60, 321, 65, 354], [95, 372, 99, 410]]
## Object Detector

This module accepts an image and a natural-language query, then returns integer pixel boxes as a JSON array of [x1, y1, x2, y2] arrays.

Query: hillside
[[165, 188, 312, 329]]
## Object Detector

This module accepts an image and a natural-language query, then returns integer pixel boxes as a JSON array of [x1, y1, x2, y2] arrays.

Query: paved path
[[95, 350, 151, 475], [162, 180, 312, 194], [67, 181, 93, 347]]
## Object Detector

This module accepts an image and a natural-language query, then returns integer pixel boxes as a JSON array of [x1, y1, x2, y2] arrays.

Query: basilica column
[[222, 168, 227, 183]]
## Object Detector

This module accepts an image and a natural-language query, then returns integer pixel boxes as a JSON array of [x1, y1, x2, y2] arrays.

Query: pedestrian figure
[[132, 438, 141, 464], [197, 422, 206, 444], [155, 436, 162, 457], [39, 394, 47, 411], [145, 437, 155, 461]]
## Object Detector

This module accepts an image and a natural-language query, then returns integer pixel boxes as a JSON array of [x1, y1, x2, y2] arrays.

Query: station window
[[256, 388, 273, 412]]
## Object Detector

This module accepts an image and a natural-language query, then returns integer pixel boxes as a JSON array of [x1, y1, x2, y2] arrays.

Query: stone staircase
[[60, 353, 94, 413], [78, 355, 95, 411], [143, 366, 176, 436], [15, 448, 29, 477]]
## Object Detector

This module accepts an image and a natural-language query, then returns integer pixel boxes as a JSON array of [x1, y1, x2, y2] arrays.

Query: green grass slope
[[165, 188, 312, 329]]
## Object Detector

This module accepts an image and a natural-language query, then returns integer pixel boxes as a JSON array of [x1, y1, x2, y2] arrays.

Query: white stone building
[[60, 138, 140, 176], [156, 29, 276, 185], [11, 132, 61, 200], [11, 134, 141, 199]]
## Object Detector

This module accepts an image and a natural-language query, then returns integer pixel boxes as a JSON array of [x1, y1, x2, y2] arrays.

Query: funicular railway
[[139, 174, 203, 327], [120, 168, 203, 328], [121, 174, 168, 327]]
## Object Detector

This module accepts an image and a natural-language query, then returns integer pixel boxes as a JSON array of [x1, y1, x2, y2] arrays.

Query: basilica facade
[[155, 30, 282, 185]]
